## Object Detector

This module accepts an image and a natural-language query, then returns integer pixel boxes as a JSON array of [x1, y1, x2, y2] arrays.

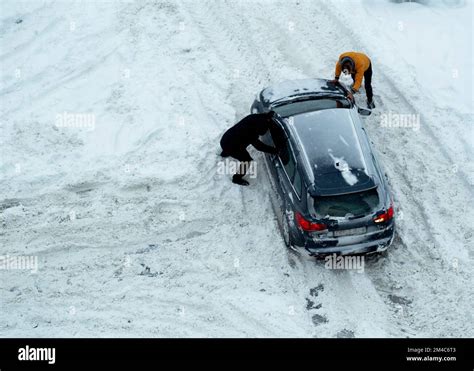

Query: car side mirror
[[357, 106, 372, 116]]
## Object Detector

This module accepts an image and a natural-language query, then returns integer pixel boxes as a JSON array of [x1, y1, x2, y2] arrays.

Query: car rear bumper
[[292, 225, 395, 256]]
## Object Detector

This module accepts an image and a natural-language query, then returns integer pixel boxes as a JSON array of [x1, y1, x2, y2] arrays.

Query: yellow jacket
[[335, 52, 371, 91]]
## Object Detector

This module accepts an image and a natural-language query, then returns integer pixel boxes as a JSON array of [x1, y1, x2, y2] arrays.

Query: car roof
[[261, 78, 347, 105], [286, 108, 378, 196]]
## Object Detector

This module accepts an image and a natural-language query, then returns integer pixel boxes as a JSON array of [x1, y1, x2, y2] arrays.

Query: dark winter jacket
[[220, 113, 277, 154]]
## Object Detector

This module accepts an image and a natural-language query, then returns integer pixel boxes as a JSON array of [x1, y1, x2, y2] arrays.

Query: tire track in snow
[[169, 0, 314, 336]]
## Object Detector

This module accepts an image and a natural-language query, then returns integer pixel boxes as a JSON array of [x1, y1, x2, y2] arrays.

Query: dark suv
[[251, 78, 395, 256]]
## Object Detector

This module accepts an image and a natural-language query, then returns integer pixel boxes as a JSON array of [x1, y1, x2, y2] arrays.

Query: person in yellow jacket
[[333, 51, 375, 108]]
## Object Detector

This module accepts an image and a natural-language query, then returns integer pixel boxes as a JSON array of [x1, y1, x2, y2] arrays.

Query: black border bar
[[0, 338, 472, 369]]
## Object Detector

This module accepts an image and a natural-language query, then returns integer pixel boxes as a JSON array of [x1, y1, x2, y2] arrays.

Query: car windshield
[[313, 188, 379, 218], [273, 98, 350, 117]]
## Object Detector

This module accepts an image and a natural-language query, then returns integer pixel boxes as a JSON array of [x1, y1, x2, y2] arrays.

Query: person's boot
[[232, 174, 249, 186], [367, 99, 375, 109]]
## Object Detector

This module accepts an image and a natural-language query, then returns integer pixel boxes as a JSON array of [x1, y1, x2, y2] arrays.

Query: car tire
[[280, 209, 293, 248]]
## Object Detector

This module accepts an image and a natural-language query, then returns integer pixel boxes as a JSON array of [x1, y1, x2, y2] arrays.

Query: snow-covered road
[[1, 0, 472, 337]]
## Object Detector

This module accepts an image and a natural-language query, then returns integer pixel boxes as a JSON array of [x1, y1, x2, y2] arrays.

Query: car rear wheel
[[280, 209, 293, 248]]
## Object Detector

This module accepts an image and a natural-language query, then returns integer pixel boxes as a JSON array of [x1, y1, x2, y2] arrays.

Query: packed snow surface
[[1, 0, 472, 337]]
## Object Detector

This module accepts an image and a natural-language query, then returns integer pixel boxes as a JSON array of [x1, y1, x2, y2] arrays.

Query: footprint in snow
[[309, 284, 324, 297], [388, 294, 412, 306], [306, 298, 322, 310], [311, 314, 328, 326]]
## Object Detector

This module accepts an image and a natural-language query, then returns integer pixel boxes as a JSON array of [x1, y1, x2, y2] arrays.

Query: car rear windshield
[[274, 98, 350, 117], [313, 188, 379, 218]]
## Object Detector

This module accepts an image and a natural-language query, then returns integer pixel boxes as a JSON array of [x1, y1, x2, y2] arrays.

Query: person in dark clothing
[[220, 111, 278, 186], [350, 63, 373, 108]]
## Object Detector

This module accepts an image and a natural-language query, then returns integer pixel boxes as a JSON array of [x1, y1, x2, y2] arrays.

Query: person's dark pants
[[364, 63, 373, 102], [220, 145, 253, 180], [351, 63, 373, 102]]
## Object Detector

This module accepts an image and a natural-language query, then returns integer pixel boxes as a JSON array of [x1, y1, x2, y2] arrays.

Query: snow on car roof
[[261, 78, 345, 105]]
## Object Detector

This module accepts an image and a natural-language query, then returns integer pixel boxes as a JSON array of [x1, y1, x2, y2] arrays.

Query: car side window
[[260, 127, 274, 147], [293, 168, 302, 198], [268, 118, 297, 182], [280, 141, 296, 181], [279, 140, 289, 164], [269, 119, 286, 149]]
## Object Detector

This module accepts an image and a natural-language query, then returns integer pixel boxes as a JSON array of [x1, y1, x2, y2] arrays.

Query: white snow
[[261, 78, 330, 103], [328, 152, 359, 186], [0, 0, 472, 338]]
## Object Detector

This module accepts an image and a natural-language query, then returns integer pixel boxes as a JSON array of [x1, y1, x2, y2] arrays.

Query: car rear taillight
[[373, 205, 394, 223], [295, 212, 327, 232]]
